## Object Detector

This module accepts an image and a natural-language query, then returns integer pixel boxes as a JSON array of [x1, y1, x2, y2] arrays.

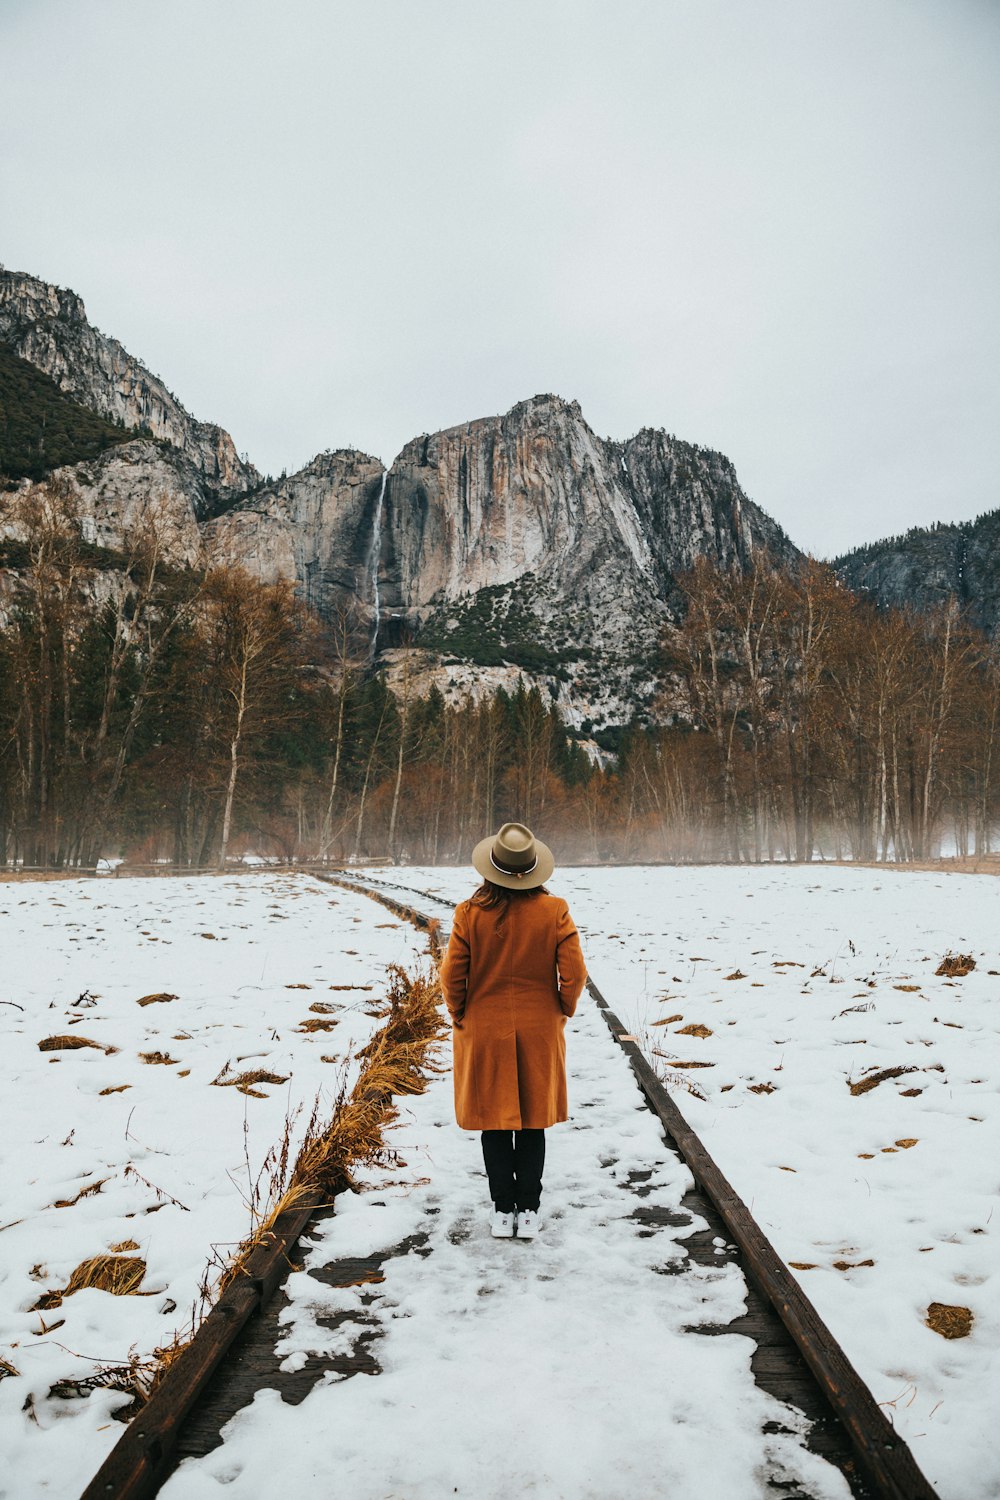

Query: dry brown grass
[[926, 1302, 974, 1339], [308, 1002, 341, 1014], [120, 941, 444, 1417], [677, 1023, 713, 1038], [32, 1254, 146, 1310], [53, 1177, 108, 1208], [213, 961, 443, 1302], [67, 1254, 146, 1296], [99, 1084, 131, 1095], [138, 1051, 178, 1066], [136, 993, 178, 1006], [849, 1065, 917, 1096], [212, 1068, 290, 1098], [658, 1069, 709, 1100], [111, 1239, 140, 1253], [296, 1017, 339, 1033], [290, 964, 444, 1201], [38, 1035, 117, 1054], [0, 1356, 19, 1380], [936, 953, 976, 977], [748, 1081, 777, 1095], [652, 1054, 715, 1068], [47, 1350, 159, 1417]]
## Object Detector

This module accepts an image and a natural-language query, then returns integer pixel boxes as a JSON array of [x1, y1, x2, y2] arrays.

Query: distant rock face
[[0, 439, 206, 569], [835, 511, 1000, 637], [0, 268, 258, 497], [614, 427, 799, 595], [364, 395, 802, 722], [203, 450, 386, 622], [381, 396, 653, 607]]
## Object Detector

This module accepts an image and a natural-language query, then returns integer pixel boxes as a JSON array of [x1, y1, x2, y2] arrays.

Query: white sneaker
[[491, 1210, 515, 1239], [517, 1209, 539, 1239]]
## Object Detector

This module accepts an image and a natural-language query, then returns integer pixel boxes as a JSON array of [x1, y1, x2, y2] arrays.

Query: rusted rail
[[80, 1192, 322, 1500], [586, 976, 938, 1500], [79, 880, 439, 1500]]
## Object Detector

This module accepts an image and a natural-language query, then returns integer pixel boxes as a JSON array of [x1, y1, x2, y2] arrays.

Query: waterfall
[[370, 469, 387, 653]]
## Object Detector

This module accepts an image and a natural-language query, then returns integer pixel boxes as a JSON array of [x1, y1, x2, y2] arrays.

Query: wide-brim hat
[[472, 821, 554, 890]]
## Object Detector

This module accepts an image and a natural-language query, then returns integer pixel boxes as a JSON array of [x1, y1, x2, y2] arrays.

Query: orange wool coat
[[438, 892, 588, 1131]]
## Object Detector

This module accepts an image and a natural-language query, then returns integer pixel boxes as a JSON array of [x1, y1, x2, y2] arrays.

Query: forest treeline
[[0, 484, 997, 867]]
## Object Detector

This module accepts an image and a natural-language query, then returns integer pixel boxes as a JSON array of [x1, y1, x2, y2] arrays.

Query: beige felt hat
[[472, 822, 555, 890]]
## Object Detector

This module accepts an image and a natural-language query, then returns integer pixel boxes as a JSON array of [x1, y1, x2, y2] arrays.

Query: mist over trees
[[0, 486, 997, 868]]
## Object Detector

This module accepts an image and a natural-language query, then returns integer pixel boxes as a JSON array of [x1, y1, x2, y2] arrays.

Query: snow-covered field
[[357, 863, 1000, 1500], [4, 864, 995, 1499], [0, 873, 427, 1498]]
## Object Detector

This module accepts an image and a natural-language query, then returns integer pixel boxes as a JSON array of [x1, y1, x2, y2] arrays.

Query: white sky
[[2, 0, 998, 557]]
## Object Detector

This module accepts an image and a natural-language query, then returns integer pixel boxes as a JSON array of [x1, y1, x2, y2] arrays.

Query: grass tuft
[[212, 1067, 290, 1098], [849, 1065, 917, 1096], [53, 1177, 108, 1208], [32, 1254, 146, 1310], [926, 1302, 974, 1339], [935, 952, 976, 977], [39, 1035, 117, 1054]]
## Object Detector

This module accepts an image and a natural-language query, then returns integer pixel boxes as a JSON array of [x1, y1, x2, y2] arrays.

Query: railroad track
[[80, 873, 938, 1500]]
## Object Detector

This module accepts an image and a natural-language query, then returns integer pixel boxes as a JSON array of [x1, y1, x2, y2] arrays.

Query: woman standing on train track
[[439, 822, 588, 1241]]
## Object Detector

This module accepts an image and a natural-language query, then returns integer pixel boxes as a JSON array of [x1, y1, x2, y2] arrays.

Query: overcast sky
[[2, 0, 998, 557]]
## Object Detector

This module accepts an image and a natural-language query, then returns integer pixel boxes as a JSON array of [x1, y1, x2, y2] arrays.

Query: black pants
[[481, 1129, 545, 1214]]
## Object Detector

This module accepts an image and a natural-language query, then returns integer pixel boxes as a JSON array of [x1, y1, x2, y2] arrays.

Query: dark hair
[[470, 878, 549, 933]]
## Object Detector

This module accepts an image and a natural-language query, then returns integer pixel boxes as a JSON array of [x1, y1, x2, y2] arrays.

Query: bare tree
[[198, 568, 307, 869]]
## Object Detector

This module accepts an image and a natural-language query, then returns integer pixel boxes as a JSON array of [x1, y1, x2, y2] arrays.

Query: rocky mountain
[[192, 392, 802, 726], [835, 511, 1000, 638], [0, 267, 258, 497], [19, 262, 994, 732], [0, 266, 805, 727], [202, 449, 386, 621], [371, 396, 801, 723]]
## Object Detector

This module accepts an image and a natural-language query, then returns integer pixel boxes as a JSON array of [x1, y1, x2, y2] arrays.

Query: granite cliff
[[190, 391, 802, 725], [368, 395, 801, 723], [0, 267, 258, 497], [202, 449, 387, 622]]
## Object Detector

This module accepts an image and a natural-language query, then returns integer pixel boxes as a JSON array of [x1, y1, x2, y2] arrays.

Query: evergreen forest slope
[[0, 345, 137, 481]]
